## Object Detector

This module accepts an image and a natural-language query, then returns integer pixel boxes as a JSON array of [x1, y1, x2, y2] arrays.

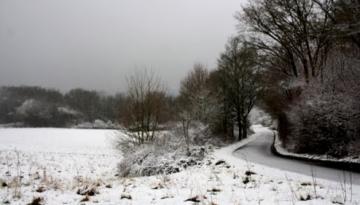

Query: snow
[[0, 128, 120, 154], [0, 127, 359, 204], [57, 107, 79, 116]]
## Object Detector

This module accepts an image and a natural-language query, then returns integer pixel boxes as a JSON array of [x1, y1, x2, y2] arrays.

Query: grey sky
[[0, 0, 246, 94]]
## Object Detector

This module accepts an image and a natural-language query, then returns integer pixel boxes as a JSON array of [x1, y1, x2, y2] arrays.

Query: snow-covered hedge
[[286, 83, 360, 157], [274, 131, 360, 165]]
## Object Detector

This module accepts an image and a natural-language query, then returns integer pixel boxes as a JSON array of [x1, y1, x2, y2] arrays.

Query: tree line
[[0, 86, 125, 127]]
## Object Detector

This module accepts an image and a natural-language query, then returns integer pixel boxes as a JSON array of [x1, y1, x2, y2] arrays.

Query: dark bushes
[[288, 89, 358, 157], [285, 47, 360, 157]]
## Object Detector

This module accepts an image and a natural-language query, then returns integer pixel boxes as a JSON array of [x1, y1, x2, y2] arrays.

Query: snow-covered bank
[[274, 131, 360, 165], [0, 128, 359, 204]]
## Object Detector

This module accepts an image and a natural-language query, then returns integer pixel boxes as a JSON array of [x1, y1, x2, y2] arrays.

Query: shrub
[[116, 127, 209, 177], [287, 84, 359, 157]]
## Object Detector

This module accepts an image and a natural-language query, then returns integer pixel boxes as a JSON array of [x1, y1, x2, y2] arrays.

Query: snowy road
[[234, 126, 360, 185]]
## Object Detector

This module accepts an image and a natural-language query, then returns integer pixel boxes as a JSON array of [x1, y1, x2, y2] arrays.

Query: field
[[0, 128, 359, 204]]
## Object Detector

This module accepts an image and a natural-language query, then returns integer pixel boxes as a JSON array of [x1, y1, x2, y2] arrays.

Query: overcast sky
[[0, 0, 246, 94]]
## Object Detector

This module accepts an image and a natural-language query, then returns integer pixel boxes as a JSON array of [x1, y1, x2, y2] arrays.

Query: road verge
[[271, 131, 360, 173]]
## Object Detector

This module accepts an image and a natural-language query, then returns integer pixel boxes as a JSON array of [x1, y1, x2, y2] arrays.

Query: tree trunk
[[288, 50, 298, 77], [236, 108, 243, 141], [302, 59, 310, 83], [242, 119, 248, 140], [227, 122, 234, 141], [237, 120, 242, 141]]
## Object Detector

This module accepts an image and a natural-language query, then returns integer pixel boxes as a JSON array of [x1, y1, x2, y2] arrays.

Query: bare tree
[[238, 0, 332, 82], [177, 64, 213, 153], [120, 69, 167, 144], [207, 69, 235, 140], [313, 0, 360, 48], [217, 37, 262, 140], [179, 64, 212, 122]]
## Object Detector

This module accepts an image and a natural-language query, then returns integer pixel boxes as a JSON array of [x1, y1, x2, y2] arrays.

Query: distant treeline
[[0, 86, 125, 127]]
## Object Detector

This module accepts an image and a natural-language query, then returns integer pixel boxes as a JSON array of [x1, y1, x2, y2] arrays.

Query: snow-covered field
[[0, 128, 122, 204], [0, 127, 359, 204]]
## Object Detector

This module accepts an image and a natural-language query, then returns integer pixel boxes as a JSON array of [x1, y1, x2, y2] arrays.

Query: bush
[[348, 140, 360, 157], [287, 85, 359, 157], [116, 127, 210, 177]]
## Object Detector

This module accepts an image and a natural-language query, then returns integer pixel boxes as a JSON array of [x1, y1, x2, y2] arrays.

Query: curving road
[[234, 126, 360, 185]]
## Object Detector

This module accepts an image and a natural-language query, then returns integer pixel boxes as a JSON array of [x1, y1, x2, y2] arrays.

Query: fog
[[0, 0, 246, 94]]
